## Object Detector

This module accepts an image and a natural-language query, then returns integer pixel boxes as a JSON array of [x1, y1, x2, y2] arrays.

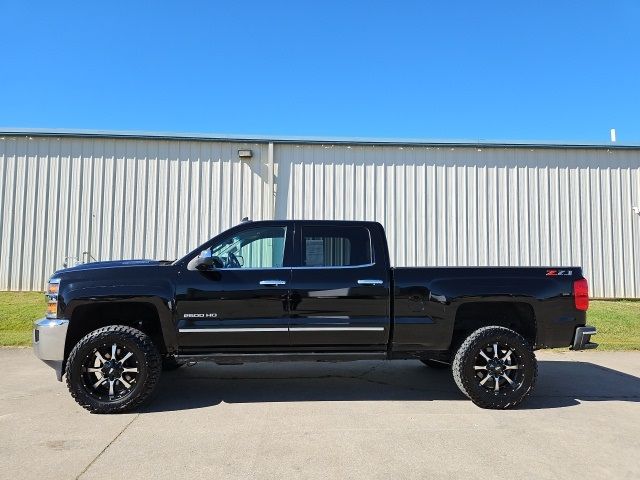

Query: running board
[[175, 351, 388, 364]]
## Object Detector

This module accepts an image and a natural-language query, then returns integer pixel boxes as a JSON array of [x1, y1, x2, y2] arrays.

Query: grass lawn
[[0, 291, 45, 346], [587, 300, 640, 350], [0, 291, 638, 349]]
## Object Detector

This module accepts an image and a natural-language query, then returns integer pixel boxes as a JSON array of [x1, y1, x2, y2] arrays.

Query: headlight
[[46, 278, 61, 318]]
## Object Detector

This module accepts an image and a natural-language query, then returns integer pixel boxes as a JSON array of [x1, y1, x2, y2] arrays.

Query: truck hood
[[54, 259, 163, 275]]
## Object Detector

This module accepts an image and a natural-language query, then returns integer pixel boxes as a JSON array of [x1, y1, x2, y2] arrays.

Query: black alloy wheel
[[472, 342, 524, 393], [66, 325, 161, 414], [80, 342, 140, 401], [452, 326, 537, 409]]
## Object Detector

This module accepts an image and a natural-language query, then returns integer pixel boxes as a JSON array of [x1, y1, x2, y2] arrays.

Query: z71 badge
[[546, 269, 573, 276]]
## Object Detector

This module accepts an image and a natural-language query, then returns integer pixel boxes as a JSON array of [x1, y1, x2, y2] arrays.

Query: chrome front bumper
[[571, 325, 598, 350], [33, 318, 69, 381]]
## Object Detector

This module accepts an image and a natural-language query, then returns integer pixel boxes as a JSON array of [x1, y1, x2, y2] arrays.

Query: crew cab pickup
[[33, 220, 596, 413]]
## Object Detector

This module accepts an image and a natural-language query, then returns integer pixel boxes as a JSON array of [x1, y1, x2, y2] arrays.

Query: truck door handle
[[357, 279, 383, 286], [259, 280, 287, 286]]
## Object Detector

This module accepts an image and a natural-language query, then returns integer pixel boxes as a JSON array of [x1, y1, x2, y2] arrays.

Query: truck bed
[[391, 266, 585, 352]]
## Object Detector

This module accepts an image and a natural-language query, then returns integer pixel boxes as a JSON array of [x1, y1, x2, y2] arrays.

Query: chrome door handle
[[259, 280, 287, 286], [357, 279, 383, 286]]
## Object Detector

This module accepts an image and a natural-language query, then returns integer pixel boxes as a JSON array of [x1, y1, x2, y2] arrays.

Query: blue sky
[[1, 1, 639, 143]]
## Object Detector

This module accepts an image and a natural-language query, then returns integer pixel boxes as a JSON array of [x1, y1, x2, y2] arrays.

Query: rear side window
[[301, 226, 372, 267]]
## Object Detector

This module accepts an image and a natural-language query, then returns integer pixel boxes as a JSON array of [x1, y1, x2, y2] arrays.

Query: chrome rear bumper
[[33, 318, 69, 381]]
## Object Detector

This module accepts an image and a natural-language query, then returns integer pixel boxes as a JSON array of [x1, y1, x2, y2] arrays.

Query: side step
[[175, 351, 388, 365]]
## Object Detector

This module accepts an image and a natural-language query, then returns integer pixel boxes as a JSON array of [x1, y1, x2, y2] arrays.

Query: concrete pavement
[[1, 348, 639, 479]]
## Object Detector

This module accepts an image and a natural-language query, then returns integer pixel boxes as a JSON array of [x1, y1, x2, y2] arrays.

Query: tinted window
[[301, 226, 372, 267], [210, 226, 286, 268]]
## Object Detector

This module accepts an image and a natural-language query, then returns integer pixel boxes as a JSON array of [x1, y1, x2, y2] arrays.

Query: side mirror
[[194, 250, 216, 271]]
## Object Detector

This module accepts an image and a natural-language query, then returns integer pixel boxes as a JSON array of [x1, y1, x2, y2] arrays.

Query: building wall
[[0, 136, 272, 291], [1, 134, 639, 297]]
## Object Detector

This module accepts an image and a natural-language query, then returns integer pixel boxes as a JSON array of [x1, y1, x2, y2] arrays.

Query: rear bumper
[[570, 325, 598, 350], [33, 318, 69, 381]]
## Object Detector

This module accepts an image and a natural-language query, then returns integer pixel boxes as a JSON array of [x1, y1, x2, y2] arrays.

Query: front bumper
[[571, 325, 598, 350], [33, 318, 69, 381]]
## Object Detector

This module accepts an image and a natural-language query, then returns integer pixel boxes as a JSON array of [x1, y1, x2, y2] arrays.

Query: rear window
[[301, 226, 372, 267]]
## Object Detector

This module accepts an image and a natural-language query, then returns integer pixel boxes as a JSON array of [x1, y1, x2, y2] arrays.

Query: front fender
[[59, 282, 177, 354]]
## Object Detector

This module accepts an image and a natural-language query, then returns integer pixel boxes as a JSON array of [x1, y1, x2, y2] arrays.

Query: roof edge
[[1, 127, 639, 150]]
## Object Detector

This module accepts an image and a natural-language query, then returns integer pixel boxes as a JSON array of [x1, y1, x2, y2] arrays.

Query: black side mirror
[[195, 250, 216, 271]]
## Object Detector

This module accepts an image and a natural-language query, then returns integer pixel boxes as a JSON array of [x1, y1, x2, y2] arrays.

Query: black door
[[175, 224, 292, 351], [289, 223, 390, 349]]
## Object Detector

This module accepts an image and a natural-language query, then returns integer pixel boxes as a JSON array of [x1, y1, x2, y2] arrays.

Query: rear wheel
[[66, 325, 162, 414], [452, 326, 537, 409]]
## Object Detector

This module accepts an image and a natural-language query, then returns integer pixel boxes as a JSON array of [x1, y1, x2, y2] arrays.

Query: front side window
[[301, 226, 372, 267], [210, 226, 286, 269]]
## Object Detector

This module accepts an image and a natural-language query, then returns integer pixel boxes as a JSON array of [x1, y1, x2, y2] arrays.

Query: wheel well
[[65, 302, 166, 358], [452, 302, 536, 349]]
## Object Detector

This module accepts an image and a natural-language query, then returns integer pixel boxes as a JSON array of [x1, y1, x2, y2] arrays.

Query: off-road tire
[[66, 325, 162, 414], [162, 355, 184, 371], [420, 359, 451, 369], [452, 326, 537, 409]]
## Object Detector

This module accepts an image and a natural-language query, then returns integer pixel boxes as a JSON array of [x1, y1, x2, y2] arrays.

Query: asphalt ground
[[1, 348, 639, 480]]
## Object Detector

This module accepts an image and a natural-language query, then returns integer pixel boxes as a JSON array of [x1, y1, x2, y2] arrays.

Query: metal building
[[1, 129, 639, 298]]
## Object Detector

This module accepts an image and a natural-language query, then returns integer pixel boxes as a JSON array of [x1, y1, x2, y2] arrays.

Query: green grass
[[587, 300, 640, 350], [0, 292, 638, 349], [0, 291, 45, 346]]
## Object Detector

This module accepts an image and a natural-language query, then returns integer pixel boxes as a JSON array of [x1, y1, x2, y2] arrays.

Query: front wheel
[[452, 326, 537, 409], [66, 325, 162, 414]]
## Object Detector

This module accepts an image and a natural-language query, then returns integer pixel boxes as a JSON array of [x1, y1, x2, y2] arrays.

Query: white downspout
[[267, 142, 275, 219]]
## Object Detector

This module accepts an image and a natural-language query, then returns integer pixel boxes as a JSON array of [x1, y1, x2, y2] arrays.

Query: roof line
[[1, 127, 639, 150]]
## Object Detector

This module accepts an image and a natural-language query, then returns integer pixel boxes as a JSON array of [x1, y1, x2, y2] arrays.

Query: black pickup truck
[[33, 220, 596, 413]]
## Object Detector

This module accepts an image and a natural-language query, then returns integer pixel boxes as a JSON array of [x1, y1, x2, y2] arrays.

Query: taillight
[[573, 278, 589, 311]]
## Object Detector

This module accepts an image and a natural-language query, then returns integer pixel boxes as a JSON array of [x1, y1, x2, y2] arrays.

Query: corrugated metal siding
[[1, 135, 639, 297], [0, 136, 271, 291], [275, 144, 640, 298]]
